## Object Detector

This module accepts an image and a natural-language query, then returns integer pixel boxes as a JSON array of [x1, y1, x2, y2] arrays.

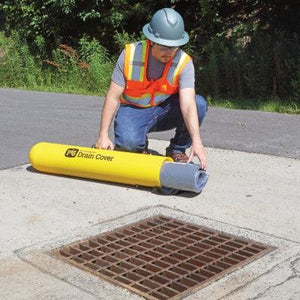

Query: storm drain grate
[[56, 215, 273, 300]]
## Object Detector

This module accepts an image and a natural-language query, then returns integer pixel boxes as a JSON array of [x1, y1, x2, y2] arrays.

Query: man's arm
[[179, 87, 207, 169], [95, 81, 124, 149]]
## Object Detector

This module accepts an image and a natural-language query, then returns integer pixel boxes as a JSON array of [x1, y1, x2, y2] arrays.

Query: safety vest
[[121, 40, 191, 107]]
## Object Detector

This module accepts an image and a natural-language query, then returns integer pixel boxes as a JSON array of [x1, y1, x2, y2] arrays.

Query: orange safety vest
[[121, 40, 192, 107]]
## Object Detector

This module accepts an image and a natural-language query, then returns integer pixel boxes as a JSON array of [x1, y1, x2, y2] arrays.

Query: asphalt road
[[0, 88, 299, 169]]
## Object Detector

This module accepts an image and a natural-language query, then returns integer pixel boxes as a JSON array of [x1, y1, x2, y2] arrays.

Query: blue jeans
[[114, 94, 207, 153]]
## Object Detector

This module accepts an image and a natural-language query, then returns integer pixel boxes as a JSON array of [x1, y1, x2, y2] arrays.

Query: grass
[[207, 96, 300, 114], [0, 83, 101, 96]]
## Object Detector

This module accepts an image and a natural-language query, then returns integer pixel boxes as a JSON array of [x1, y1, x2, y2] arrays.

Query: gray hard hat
[[143, 8, 189, 47]]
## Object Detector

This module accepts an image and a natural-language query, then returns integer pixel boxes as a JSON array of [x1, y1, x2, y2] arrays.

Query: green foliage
[[78, 37, 113, 92], [0, 0, 161, 54], [0, 0, 299, 105], [197, 29, 300, 104], [44, 37, 113, 94], [0, 32, 113, 94], [0, 32, 42, 88], [244, 32, 273, 97], [114, 31, 140, 53], [202, 53, 219, 97]]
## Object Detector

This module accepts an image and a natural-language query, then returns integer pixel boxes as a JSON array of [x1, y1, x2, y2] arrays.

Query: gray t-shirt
[[111, 49, 195, 89]]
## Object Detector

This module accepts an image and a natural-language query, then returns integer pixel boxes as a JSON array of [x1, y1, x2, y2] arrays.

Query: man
[[95, 8, 208, 170]]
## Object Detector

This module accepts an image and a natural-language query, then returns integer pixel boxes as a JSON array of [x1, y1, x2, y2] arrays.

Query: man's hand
[[95, 135, 114, 150], [95, 81, 124, 150], [187, 143, 207, 170], [179, 88, 207, 170]]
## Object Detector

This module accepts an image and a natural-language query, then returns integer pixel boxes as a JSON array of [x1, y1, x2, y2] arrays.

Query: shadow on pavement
[[26, 165, 200, 198]]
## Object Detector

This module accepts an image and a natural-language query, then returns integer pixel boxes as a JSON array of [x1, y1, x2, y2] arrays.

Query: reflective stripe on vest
[[125, 42, 147, 82], [121, 40, 191, 107]]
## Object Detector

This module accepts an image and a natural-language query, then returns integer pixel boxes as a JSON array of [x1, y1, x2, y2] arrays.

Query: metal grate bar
[[56, 215, 274, 300]]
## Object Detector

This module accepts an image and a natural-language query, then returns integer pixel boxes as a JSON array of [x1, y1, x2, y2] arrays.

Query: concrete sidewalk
[[1, 139, 300, 300], [1, 88, 299, 299]]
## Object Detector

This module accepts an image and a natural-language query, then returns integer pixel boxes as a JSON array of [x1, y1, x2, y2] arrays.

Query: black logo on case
[[65, 148, 79, 158]]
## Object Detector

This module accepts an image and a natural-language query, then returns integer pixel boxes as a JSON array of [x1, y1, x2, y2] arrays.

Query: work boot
[[141, 149, 150, 154], [166, 147, 188, 163], [140, 140, 150, 154]]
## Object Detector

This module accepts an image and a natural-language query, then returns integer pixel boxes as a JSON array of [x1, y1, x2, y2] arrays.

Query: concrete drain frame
[[15, 206, 300, 300], [55, 215, 272, 300]]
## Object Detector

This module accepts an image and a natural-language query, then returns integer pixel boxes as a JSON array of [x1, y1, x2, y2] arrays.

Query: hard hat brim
[[142, 24, 189, 47]]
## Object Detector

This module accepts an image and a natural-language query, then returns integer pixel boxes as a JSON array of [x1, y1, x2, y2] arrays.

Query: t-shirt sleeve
[[178, 59, 195, 89], [111, 49, 126, 87]]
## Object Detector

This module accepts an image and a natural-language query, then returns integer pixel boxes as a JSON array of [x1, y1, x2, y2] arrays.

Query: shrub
[[0, 32, 113, 95]]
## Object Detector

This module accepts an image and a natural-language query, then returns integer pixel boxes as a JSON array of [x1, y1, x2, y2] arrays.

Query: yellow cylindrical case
[[29, 142, 173, 187]]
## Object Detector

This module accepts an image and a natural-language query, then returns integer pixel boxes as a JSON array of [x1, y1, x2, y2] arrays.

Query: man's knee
[[116, 134, 143, 152], [195, 94, 208, 124]]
